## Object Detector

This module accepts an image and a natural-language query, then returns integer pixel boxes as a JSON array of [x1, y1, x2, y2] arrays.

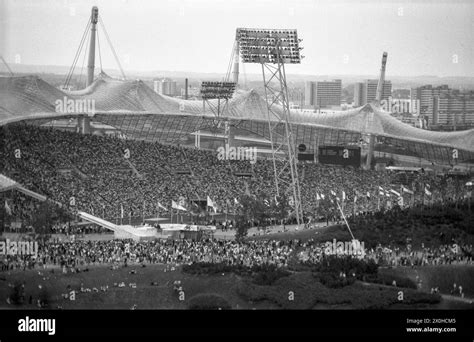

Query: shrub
[[302, 255, 379, 277], [182, 262, 291, 285], [38, 287, 50, 308], [313, 272, 356, 288], [364, 273, 417, 289], [404, 292, 441, 305], [9, 283, 25, 305], [188, 294, 232, 310], [251, 265, 290, 286]]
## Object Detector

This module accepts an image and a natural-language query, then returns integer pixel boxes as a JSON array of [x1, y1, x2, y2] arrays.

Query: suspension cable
[[64, 19, 91, 89], [97, 25, 103, 73], [225, 40, 236, 82], [78, 27, 91, 88], [99, 15, 126, 80]]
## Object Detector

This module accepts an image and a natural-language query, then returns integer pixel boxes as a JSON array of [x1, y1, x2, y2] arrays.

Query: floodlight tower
[[86, 6, 99, 87], [236, 28, 304, 227], [201, 81, 236, 118], [200, 81, 236, 144]]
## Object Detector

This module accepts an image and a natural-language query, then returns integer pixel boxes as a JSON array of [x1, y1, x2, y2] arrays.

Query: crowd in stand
[[2, 124, 468, 228]]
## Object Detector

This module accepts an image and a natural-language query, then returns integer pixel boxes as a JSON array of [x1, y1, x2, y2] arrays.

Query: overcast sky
[[1, 0, 473, 77]]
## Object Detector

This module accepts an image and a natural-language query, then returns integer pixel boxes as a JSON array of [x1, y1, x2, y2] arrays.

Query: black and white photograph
[[0, 0, 473, 338]]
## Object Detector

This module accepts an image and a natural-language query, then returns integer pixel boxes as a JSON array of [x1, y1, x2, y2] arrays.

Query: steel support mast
[[87, 6, 99, 87]]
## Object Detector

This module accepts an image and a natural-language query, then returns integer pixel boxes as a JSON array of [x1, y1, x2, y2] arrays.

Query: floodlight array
[[200, 81, 236, 99], [236, 28, 302, 64]]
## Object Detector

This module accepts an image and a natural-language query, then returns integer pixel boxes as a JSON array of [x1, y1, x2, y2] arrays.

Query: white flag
[[4, 200, 11, 215], [172, 200, 187, 211], [390, 189, 401, 197], [402, 186, 414, 195], [207, 196, 217, 213], [157, 202, 168, 211]]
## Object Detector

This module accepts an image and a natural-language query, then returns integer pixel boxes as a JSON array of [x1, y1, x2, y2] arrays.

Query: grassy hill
[[2, 263, 470, 310]]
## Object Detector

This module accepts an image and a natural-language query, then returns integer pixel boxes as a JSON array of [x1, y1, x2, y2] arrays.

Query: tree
[[234, 194, 277, 239], [0, 204, 7, 233], [29, 201, 56, 241], [273, 193, 291, 227], [54, 204, 74, 224], [234, 218, 249, 241]]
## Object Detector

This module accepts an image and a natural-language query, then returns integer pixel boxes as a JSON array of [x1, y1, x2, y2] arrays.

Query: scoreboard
[[318, 146, 361, 167]]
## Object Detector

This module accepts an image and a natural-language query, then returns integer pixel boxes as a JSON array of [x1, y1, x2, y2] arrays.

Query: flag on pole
[[390, 189, 401, 197], [397, 196, 404, 206], [172, 200, 187, 211], [207, 196, 217, 213], [234, 198, 239, 205], [4, 200, 11, 215], [316, 193, 321, 201], [157, 202, 168, 211], [366, 191, 371, 199], [425, 183, 431, 196], [330, 190, 337, 197], [320, 193, 325, 200]]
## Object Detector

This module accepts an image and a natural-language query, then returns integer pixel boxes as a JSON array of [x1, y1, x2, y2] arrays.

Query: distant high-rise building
[[354, 82, 366, 107], [304, 81, 315, 108], [365, 79, 391, 104], [304, 80, 341, 109], [353, 80, 391, 107], [154, 78, 177, 96], [411, 85, 474, 127]]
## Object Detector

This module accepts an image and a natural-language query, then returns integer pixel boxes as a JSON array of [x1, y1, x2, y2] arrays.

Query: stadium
[[1, 72, 473, 165], [1, 5, 473, 312]]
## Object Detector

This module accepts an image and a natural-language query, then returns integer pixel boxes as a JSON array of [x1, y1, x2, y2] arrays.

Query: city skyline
[[1, 0, 473, 78]]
